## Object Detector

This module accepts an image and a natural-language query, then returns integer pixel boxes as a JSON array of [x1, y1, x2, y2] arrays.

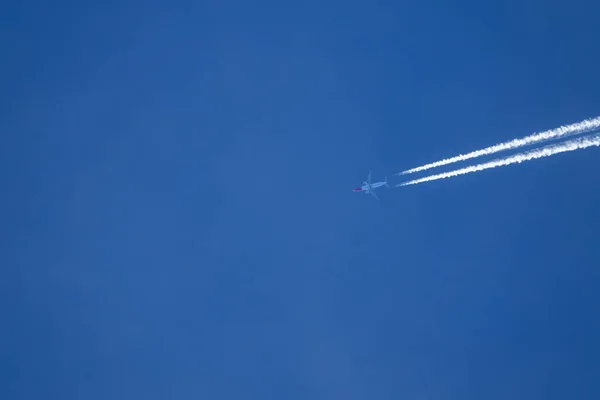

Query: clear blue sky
[[3, 0, 600, 398]]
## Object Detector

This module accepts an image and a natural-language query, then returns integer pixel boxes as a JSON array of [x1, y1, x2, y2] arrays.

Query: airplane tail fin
[[385, 176, 389, 188]]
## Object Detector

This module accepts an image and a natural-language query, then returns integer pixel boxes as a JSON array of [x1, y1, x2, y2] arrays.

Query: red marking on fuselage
[[353, 187, 363, 191]]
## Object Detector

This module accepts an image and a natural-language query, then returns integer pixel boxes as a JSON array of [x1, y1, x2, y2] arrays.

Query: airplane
[[352, 170, 389, 199]]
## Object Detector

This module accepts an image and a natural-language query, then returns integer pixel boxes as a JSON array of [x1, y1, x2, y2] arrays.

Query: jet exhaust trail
[[396, 116, 600, 176], [396, 133, 600, 187]]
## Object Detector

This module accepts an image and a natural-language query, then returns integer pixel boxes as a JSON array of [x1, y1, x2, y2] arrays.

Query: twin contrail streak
[[395, 116, 600, 176], [396, 133, 600, 187]]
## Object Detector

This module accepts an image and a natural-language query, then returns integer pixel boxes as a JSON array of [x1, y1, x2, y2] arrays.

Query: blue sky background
[[3, 0, 600, 398]]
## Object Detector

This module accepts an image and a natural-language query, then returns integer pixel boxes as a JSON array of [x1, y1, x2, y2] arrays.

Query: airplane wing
[[370, 191, 379, 200], [367, 170, 372, 184]]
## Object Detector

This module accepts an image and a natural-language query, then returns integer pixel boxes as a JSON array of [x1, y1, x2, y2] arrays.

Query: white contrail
[[396, 133, 600, 187], [396, 116, 600, 176]]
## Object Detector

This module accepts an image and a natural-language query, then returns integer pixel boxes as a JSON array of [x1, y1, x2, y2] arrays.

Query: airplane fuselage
[[353, 181, 387, 193]]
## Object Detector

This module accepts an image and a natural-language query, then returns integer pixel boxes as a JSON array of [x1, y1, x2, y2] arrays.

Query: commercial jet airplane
[[352, 170, 389, 199]]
